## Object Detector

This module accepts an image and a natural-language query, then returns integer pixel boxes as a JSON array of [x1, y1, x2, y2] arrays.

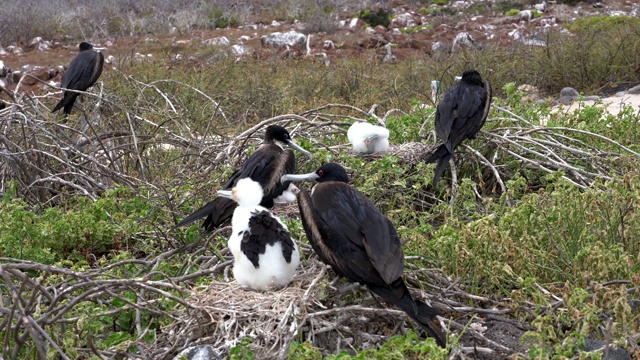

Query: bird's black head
[[461, 69, 483, 86], [264, 125, 313, 159], [79, 42, 94, 52], [264, 125, 292, 143], [314, 163, 349, 183]]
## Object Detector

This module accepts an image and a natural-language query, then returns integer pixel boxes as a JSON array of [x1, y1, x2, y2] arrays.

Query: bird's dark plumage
[[175, 125, 311, 232], [425, 69, 492, 185], [240, 209, 296, 268], [52, 42, 106, 116], [282, 163, 446, 347]]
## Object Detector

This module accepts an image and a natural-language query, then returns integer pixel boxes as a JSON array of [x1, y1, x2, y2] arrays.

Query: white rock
[[29, 37, 43, 46], [390, 13, 417, 29], [203, 36, 230, 47], [260, 31, 306, 50], [323, 40, 335, 50], [231, 44, 251, 58], [452, 32, 479, 53]]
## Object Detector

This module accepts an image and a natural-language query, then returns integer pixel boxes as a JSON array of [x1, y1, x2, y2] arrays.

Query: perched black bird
[[175, 125, 312, 232], [281, 163, 447, 347], [52, 42, 107, 116], [425, 69, 492, 185]]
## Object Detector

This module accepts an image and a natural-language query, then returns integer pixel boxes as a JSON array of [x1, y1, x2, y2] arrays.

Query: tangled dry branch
[[3, 238, 637, 359]]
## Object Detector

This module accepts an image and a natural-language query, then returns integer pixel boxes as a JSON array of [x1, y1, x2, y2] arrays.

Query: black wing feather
[[175, 144, 296, 231], [240, 210, 294, 268]]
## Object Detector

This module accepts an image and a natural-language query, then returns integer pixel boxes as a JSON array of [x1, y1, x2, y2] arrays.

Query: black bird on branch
[[425, 69, 492, 185], [281, 163, 447, 347], [175, 125, 312, 232], [52, 42, 107, 116]]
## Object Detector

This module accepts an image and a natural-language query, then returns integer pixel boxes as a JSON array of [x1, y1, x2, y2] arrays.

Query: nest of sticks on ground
[[152, 241, 531, 360]]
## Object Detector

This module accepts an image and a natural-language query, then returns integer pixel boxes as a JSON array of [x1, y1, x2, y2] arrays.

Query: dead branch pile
[[0, 240, 536, 360]]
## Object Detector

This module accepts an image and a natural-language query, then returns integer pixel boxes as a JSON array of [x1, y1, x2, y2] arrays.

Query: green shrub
[[357, 8, 393, 28], [505, 9, 520, 16], [209, 8, 240, 29], [0, 186, 158, 264]]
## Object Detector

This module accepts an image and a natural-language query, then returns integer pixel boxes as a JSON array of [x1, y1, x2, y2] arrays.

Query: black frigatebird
[[52, 42, 107, 116], [175, 124, 312, 232], [217, 178, 300, 290], [281, 162, 447, 347], [425, 69, 492, 185]]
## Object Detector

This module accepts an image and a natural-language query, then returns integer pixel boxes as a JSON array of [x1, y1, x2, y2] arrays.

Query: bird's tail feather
[[424, 144, 448, 165], [432, 152, 452, 186], [410, 300, 447, 348], [425, 144, 452, 185], [52, 98, 66, 113], [174, 197, 236, 232], [369, 282, 447, 347]]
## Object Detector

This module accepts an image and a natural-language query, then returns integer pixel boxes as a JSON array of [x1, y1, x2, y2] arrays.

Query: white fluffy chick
[[347, 121, 390, 154], [273, 183, 300, 205], [217, 178, 300, 290]]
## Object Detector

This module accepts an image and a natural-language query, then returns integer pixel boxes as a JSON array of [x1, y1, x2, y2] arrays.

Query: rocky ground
[[0, 0, 638, 103]]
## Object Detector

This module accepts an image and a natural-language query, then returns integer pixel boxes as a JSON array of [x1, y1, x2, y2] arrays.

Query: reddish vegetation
[[0, 0, 637, 99]]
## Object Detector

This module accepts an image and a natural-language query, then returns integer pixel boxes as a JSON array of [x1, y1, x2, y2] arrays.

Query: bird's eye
[[318, 169, 324, 176]]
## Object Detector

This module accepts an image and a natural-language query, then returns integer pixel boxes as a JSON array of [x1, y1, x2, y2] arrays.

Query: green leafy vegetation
[[357, 8, 393, 28], [505, 9, 520, 16]]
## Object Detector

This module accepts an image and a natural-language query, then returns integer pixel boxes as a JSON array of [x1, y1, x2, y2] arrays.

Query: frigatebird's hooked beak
[[280, 172, 319, 184], [285, 139, 313, 160], [216, 189, 234, 200]]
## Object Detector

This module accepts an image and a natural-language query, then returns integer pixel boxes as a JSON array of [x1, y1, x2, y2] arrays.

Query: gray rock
[[554, 87, 579, 105], [203, 37, 230, 47], [260, 31, 306, 51], [383, 43, 396, 63], [231, 44, 251, 58], [29, 37, 50, 52], [431, 41, 448, 53], [452, 32, 480, 53], [323, 40, 335, 50], [11, 70, 22, 83], [390, 13, 417, 29], [173, 345, 221, 360], [626, 84, 640, 94], [6, 45, 23, 55], [518, 10, 535, 22], [560, 87, 579, 98], [584, 339, 631, 360]]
